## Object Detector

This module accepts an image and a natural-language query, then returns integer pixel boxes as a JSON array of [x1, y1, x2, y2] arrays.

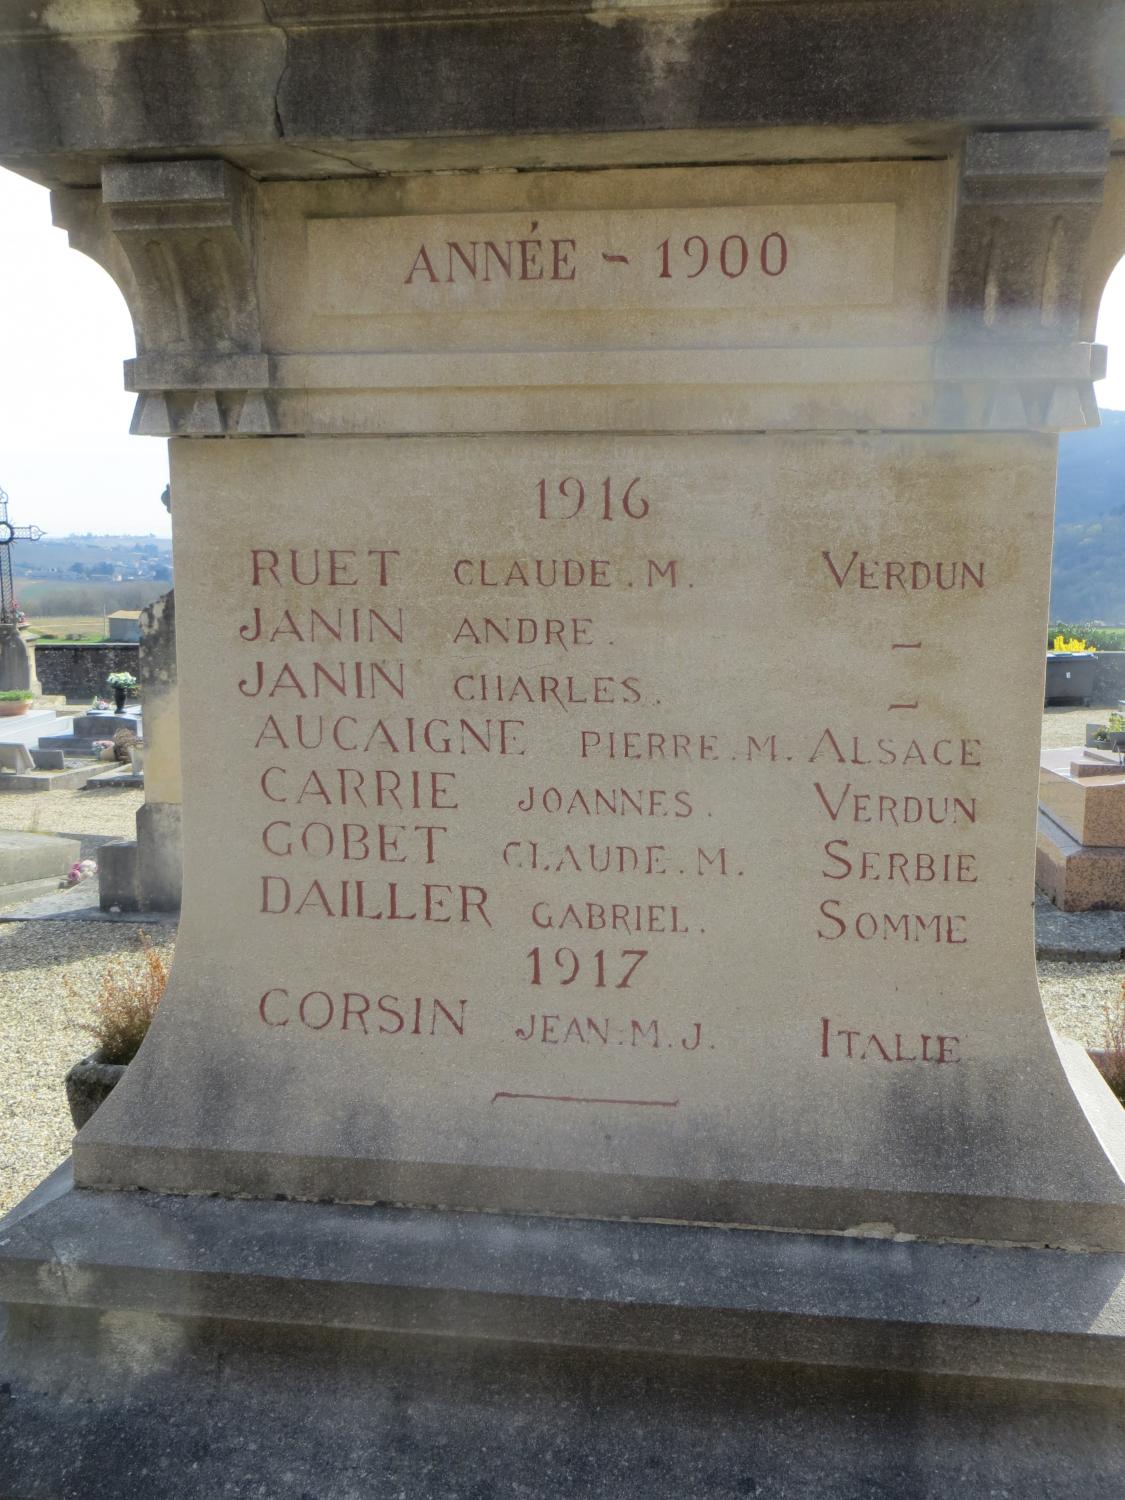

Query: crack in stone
[[259, 2, 374, 175], [299, 143, 380, 176], [260, 0, 291, 142]]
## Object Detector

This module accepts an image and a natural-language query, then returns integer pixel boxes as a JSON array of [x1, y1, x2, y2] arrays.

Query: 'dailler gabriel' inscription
[[308, 203, 896, 317], [228, 465, 990, 1104]]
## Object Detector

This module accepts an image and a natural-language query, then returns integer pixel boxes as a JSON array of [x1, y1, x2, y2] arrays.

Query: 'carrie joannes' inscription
[[232, 478, 986, 1085]]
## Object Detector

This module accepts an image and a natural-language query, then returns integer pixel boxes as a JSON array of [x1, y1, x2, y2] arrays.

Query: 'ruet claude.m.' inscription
[[308, 204, 896, 317]]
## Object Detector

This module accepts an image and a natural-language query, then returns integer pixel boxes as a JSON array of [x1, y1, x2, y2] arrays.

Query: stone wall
[[33, 642, 139, 701], [1091, 652, 1125, 706]]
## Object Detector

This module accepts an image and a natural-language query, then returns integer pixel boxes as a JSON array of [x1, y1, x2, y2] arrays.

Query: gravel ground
[[0, 729, 1121, 1219], [0, 783, 144, 858], [1040, 705, 1099, 749], [0, 783, 174, 1214], [0, 920, 175, 1215], [1038, 960, 1124, 1049]]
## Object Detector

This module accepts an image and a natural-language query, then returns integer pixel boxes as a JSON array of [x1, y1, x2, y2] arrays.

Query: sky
[[0, 167, 170, 540], [3, 162, 1125, 543]]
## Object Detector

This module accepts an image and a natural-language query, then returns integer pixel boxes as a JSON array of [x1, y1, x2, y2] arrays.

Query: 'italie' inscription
[[165, 426, 1039, 1166]]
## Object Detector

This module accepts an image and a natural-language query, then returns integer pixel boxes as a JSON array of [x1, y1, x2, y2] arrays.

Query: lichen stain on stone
[[586, 0, 721, 75], [98, 1308, 190, 1376], [41, 0, 140, 34]]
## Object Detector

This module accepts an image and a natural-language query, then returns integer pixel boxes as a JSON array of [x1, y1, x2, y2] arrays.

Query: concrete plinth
[[96, 802, 181, 912], [1, 1164, 1123, 1498]]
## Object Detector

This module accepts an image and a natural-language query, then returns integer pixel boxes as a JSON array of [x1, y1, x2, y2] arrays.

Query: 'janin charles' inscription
[[231, 473, 988, 1089]]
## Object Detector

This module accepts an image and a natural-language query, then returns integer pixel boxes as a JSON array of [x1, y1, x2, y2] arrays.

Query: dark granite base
[[4, 1312, 1125, 1500], [1, 1165, 1123, 1496]]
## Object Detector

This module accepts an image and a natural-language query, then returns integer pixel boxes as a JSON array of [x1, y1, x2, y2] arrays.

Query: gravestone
[[0, 624, 34, 695], [0, 742, 34, 775], [96, 590, 183, 912], [1, 3, 1125, 1492], [0, 487, 43, 695]]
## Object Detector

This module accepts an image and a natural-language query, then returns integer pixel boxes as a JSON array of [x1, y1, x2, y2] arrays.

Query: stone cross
[[0, 487, 44, 625]]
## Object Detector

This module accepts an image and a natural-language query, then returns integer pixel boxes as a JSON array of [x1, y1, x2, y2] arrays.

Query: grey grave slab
[[0, 882, 177, 922], [0, 831, 80, 886], [1036, 891, 1125, 961], [84, 769, 143, 789], [0, 762, 121, 793]]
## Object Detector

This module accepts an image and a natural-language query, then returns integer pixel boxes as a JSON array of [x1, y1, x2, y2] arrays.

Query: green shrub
[[0, 689, 33, 702], [1049, 622, 1125, 651]]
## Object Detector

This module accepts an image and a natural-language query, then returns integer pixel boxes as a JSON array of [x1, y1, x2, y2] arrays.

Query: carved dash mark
[[891, 642, 923, 650], [601, 253, 630, 265], [888, 701, 919, 711], [492, 1091, 679, 1108]]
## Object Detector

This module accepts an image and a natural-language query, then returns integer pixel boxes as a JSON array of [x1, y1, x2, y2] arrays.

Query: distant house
[[107, 610, 142, 642]]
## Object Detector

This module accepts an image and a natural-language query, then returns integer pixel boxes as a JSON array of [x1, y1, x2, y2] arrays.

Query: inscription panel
[[98, 426, 1104, 1225], [308, 204, 895, 317]]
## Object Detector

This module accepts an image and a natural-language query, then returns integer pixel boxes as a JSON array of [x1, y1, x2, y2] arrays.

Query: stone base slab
[[1037, 809, 1125, 911], [1, 1166, 1123, 1497], [1035, 892, 1125, 960], [2, 1164, 1123, 1388]]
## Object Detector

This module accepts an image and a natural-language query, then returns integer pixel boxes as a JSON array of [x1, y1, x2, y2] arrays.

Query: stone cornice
[[2, 0, 1125, 186]]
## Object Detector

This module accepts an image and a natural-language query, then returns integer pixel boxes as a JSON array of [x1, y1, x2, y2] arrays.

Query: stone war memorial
[[1, 2, 1125, 1493]]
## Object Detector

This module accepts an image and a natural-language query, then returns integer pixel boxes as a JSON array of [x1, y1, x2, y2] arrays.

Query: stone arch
[[1080, 156, 1125, 342]]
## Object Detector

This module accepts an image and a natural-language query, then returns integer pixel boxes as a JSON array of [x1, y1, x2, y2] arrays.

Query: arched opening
[[1039, 244, 1125, 1081], [0, 165, 171, 639]]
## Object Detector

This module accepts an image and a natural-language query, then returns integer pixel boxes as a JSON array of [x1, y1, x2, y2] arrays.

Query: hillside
[[1052, 412, 1125, 622], [10, 533, 171, 581], [9, 532, 173, 622]]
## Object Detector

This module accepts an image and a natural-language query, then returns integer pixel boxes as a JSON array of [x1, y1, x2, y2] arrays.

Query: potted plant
[[0, 688, 33, 717], [65, 934, 168, 1128], [1091, 711, 1125, 755], [106, 670, 138, 714]]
